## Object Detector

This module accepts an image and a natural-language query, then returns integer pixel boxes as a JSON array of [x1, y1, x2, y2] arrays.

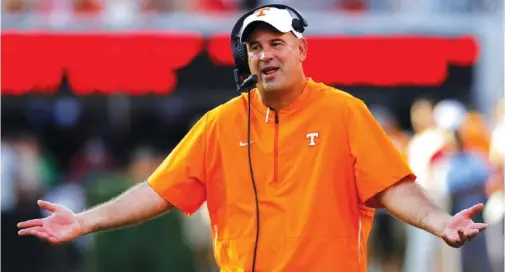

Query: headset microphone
[[234, 69, 258, 93], [238, 74, 258, 93]]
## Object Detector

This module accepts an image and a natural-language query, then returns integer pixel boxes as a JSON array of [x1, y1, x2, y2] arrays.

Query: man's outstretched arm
[[19, 112, 210, 244], [375, 178, 487, 248], [78, 181, 172, 234], [18, 181, 172, 244]]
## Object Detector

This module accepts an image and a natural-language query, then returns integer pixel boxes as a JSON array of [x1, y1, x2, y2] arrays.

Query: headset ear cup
[[234, 42, 250, 75], [292, 19, 303, 33]]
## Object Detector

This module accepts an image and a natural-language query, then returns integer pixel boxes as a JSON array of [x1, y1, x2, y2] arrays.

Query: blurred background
[[1, 0, 504, 272]]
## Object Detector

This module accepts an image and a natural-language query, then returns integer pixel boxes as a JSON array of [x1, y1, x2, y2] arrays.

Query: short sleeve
[[346, 98, 416, 208], [147, 113, 208, 215]]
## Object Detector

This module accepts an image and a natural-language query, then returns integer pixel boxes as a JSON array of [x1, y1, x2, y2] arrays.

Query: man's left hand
[[441, 203, 488, 248]]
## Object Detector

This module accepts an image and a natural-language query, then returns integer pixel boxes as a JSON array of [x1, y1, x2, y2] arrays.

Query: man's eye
[[251, 46, 260, 51]]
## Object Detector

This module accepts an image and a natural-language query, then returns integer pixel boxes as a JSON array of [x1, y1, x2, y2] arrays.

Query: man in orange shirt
[[18, 4, 487, 272]]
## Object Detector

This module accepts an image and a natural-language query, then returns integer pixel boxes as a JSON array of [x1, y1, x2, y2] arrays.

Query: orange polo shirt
[[148, 78, 415, 272]]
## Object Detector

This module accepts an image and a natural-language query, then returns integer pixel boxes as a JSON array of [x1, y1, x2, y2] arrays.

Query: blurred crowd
[[368, 97, 505, 272], [2, 0, 502, 14]]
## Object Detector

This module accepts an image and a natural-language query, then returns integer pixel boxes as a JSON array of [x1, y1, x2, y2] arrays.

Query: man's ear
[[298, 38, 308, 62]]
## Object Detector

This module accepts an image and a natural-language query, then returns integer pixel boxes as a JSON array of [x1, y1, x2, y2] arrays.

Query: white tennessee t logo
[[306, 132, 319, 146]]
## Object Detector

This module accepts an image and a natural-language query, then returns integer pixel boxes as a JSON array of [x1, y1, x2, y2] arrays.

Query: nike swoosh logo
[[239, 141, 254, 147]]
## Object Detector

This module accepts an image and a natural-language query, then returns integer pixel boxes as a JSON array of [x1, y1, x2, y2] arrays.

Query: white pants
[[403, 225, 461, 272]]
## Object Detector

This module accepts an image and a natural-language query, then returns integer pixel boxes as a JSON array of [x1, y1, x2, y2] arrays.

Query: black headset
[[229, 5, 308, 272], [231, 4, 308, 92]]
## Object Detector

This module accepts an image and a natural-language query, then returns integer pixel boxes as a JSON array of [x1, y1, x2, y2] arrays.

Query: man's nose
[[260, 46, 274, 62]]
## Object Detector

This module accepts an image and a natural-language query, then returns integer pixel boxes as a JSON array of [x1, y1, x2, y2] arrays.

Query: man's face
[[246, 24, 306, 92]]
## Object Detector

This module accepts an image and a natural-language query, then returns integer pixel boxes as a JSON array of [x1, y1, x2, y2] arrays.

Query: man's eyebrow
[[270, 38, 286, 43], [247, 38, 286, 46], [247, 40, 260, 46]]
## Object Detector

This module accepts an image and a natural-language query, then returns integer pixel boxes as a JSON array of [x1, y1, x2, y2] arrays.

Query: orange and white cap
[[240, 7, 303, 42]]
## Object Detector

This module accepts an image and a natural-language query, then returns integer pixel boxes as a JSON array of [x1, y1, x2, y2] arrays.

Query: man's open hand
[[441, 203, 488, 248], [17, 200, 84, 244]]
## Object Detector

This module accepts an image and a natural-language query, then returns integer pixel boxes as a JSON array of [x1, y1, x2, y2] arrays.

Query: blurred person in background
[[191, 0, 240, 12], [403, 99, 463, 272], [370, 104, 410, 158], [65, 136, 114, 184], [403, 97, 440, 272], [17, 4, 488, 272], [1, 137, 23, 271], [338, 0, 367, 12], [73, 0, 102, 14], [484, 97, 505, 272], [2, 0, 36, 12], [141, 0, 190, 12], [12, 133, 60, 206], [2, 137, 20, 215], [2, 133, 59, 272], [459, 111, 492, 156], [84, 146, 198, 272], [406, 97, 445, 184], [487, 98, 505, 197], [442, 127, 494, 272], [422, 99, 493, 272]]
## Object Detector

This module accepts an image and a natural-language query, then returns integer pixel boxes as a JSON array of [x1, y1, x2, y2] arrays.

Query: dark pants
[[452, 195, 493, 272]]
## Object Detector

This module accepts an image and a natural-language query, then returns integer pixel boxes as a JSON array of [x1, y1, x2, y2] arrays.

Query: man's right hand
[[17, 182, 173, 244], [17, 200, 85, 244]]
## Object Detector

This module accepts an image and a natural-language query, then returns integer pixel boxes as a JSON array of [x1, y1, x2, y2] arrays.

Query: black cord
[[247, 90, 260, 272]]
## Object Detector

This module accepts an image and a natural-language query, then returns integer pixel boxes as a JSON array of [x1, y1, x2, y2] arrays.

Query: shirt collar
[[246, 78, 315, 121]]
